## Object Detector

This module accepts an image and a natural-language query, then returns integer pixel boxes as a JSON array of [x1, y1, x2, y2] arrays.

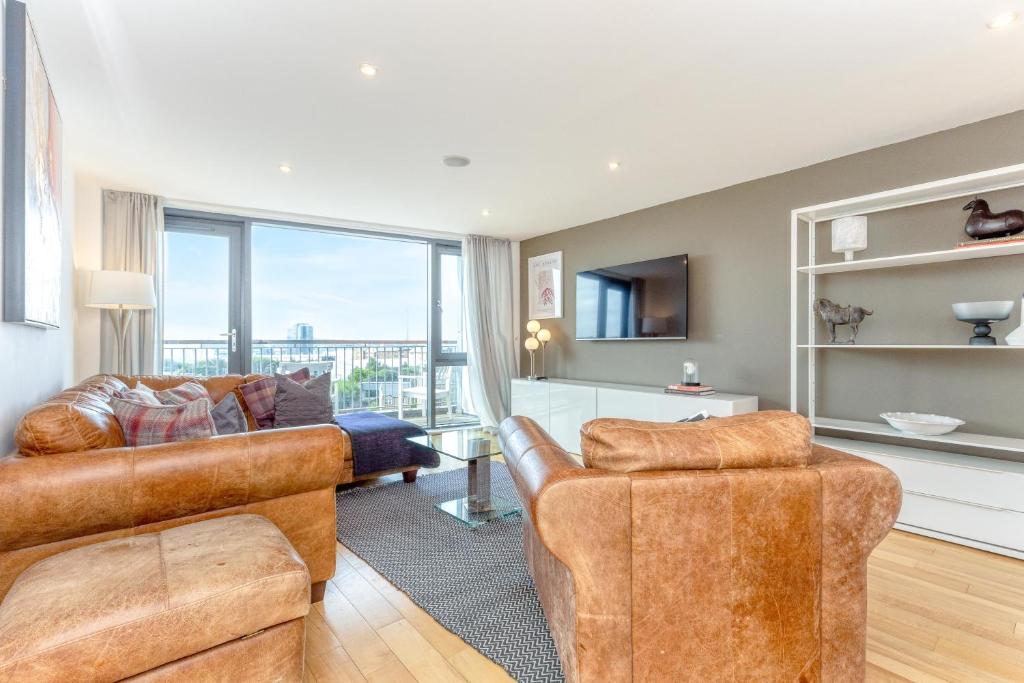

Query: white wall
[[0, 134, 78, 453], [73, 173, 103, 380]]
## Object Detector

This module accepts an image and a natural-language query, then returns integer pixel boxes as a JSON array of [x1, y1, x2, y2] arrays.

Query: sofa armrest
[[808, 443, 902, 680], [500, 416, 633, 683], [0, 425, 345, 552]]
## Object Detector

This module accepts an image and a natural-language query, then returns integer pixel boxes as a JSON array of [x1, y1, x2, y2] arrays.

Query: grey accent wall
[[520, 110, 1024, 437]]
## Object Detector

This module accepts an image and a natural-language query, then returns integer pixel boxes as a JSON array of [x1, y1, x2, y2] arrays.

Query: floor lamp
[[84, 270, 156, 375]]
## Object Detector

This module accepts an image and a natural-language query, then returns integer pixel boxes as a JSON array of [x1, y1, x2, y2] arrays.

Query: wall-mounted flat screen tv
[[576, 254, 687, 340]]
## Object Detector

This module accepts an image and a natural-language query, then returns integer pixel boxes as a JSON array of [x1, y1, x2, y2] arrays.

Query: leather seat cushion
[[581, 410, 811, 472], [0, 514, 310, 682]]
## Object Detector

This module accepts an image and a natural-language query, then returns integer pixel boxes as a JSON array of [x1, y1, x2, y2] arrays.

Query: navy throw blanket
[[334, 412, 440, 476]]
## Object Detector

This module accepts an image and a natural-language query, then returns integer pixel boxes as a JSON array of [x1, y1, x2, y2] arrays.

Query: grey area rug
[[335, 464, 565, 683]]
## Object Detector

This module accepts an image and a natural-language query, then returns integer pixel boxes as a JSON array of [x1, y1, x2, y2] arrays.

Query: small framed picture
[[528, 251, 562, 320]]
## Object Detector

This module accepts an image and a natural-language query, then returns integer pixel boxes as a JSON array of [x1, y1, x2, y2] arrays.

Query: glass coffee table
[[407, 431, 522, 528]]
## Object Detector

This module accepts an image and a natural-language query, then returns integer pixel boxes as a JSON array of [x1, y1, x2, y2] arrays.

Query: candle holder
[[682, 358, 700, 386]]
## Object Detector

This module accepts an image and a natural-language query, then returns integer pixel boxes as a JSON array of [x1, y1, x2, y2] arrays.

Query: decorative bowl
[[880, 412, 965, 436], [952, 300, 1014, 323]]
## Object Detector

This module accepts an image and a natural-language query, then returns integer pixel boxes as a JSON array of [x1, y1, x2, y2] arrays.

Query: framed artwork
[[3, 0, 63, 328], [528, 251, 562, 320]]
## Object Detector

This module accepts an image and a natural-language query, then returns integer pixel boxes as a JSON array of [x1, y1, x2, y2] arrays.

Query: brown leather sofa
[[500, 411, 902, 683], [2, 374, 348, 605]]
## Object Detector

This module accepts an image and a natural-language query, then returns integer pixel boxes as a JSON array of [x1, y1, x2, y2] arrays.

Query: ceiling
[[27, 0, 1024, 240]]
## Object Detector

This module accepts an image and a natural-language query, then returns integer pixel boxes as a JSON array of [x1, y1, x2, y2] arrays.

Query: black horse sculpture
[[963, 198, 1024, 240]]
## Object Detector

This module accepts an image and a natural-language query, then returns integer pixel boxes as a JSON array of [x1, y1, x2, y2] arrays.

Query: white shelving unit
[[813, 417, 1024, 456], [790, 162, 1024, 559], [797, 344, 1023, 349], [796, 240, 1024, 275]]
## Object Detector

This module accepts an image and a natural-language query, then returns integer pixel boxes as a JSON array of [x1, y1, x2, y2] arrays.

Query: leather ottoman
[[0, 515, 311, 682]]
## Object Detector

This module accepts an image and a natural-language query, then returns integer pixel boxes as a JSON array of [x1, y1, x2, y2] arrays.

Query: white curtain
[[463, 235, 517, 429], [100, 190, 164, 375]]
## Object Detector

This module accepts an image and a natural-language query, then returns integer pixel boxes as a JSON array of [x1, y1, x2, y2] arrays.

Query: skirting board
[[894, 522, 1024, 561]]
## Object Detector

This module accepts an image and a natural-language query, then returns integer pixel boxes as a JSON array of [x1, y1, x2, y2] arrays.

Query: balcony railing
[[161, 339, 474, 427]]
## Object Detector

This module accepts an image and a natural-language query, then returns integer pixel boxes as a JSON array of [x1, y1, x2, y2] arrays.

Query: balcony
[[162, 340, 477, 429]]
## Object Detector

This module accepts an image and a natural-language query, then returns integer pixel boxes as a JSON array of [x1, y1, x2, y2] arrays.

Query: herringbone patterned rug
[[335, 464, 565, 683]]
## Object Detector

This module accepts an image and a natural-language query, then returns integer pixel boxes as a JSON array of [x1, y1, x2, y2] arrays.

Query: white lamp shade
[[831, 216, 868, 258], [524, 337, 540, 351], [526, 319, 541, 334], [536, 328, 552, 343], [85, 270, 156, 309]]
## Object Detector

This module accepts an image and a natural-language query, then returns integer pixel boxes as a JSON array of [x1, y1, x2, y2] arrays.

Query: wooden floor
[[309, 478, 1024, 682]]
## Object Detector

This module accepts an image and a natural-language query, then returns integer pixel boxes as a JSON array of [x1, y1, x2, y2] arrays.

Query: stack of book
[[665, 383, 715, 396], [956, 234, 1024, 249]]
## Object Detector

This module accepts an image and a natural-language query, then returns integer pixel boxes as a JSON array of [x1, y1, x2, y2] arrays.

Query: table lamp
[[831, 216, 868, 262], [524, 337, 540, 380], [84, 270, 156, 374], [536, 328, 551, 378]]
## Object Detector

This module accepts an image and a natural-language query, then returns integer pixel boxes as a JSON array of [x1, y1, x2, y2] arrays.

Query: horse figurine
[[813, 298, 873, 344], [963, 198, 1024, 240]]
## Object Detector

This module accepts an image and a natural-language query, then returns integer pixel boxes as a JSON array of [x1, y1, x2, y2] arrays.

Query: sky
[[163, 225, 462, 343]]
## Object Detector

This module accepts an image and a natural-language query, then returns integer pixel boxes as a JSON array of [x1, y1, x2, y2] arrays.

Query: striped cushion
[[148, 381, 211, 406], [111, 397, 216, 447], [239, 368, 310, 429], [113, 384, 161, 405]]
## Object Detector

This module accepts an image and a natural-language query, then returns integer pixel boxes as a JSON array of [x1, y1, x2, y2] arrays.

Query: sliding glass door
[[162, 212, 474, 429], [430, 244, 470, 427], [162, 215, 243, 374]]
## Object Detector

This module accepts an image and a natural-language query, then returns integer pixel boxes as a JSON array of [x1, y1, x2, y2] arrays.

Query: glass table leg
[[435, 447, 522, 527], [467, 455, 493, 512]]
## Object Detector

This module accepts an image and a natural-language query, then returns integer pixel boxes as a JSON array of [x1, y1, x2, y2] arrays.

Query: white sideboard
[[510, 378, 758, 454], [817, 435, 1024, 559]]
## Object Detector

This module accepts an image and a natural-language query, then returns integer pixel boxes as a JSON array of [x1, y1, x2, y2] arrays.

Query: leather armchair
[[500, 412, 902, 683]]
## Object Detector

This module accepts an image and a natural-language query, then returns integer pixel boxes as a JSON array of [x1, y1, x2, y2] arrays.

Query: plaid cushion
[[148, 381, 211, 406], [239, 368, 310, 429], [113, 384, 161, 405], [111, 397, 216, 447]]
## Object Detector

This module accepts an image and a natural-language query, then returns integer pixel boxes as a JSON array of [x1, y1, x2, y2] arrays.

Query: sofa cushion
[[15, 391, 126, 456], [239, 368, 311, 429], [150, 380, 212, 406], [111, 397, 217, 447], [273, 372, 334, 428], [211, 393, 248, 435], [0, 515, 310, 682], [115, 383, 162, 405], [580, 410, 811, 473]]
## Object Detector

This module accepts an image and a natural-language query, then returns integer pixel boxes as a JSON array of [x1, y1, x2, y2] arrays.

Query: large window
[[161, 213, 475, 429]]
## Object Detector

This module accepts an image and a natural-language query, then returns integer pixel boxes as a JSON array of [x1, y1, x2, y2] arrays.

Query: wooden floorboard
[[312, 471, 1024, 682]]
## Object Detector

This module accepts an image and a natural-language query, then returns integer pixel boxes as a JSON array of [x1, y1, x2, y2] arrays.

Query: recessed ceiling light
[[481, 209, 490, 217], [359, 63, 378, 77], [443, 155, 471, 168], [987, 11, 1019, 29], [279, 164, 292, 174], [608, 161, 621, 171]]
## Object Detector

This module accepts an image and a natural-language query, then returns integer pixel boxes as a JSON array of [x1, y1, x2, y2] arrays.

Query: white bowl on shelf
[[879, 412, 965, 436], [951, 300, 1014, 322]]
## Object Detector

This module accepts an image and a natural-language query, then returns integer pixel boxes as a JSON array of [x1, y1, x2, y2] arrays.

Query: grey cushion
[[211, 393, 248, 435], [273, 372, 334, 428]]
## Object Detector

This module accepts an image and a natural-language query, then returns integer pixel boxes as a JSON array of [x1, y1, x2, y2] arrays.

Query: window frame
[[163, 208, 466, 428]]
